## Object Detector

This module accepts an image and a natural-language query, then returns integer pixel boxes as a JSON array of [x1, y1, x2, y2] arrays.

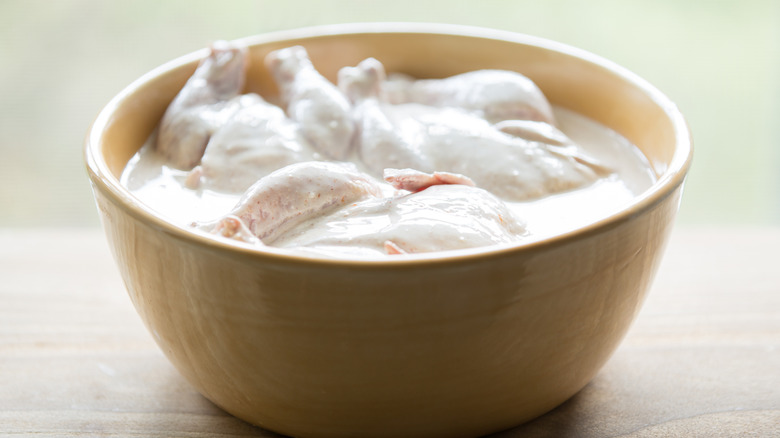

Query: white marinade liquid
[[121, 107, 656, 255]]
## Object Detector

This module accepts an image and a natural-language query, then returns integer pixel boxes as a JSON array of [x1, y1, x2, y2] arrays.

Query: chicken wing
[[383, 168, 474, 192], [273, 184, 526, 256]]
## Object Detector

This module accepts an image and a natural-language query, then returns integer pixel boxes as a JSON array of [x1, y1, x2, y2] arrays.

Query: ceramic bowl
[[85, 23, 692, 438]]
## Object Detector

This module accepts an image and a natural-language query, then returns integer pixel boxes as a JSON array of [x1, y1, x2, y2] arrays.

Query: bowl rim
[[85, 22, 692, 268]]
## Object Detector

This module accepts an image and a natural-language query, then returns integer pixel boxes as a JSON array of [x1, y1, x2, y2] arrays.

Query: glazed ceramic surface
[[85, 24, 692, 438]]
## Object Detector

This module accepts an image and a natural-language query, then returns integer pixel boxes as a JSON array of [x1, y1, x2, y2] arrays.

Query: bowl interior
[[92, 25, 689, 188], [86, 24, 692, 266]]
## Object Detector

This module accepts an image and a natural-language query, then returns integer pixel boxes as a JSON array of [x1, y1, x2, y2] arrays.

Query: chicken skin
[[204, 161, 383, 243], [201, 161, 524, 256], [157, 41, 248, 169], [383, 69, 556, 125], [266, 46, 355, 159], [273, 184, 526, 256]]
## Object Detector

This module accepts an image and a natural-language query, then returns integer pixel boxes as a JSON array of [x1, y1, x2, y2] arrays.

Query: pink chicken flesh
[[383, 168, 475, 192]]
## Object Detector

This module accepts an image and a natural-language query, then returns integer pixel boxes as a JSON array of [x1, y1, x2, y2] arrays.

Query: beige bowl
[[85, 23, 692, 438]]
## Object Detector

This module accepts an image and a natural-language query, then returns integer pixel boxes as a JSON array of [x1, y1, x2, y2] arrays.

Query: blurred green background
[[1, 0, 778, 227]]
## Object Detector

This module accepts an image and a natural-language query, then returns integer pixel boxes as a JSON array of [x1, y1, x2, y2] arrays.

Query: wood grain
[[1, 228, 778, 437]]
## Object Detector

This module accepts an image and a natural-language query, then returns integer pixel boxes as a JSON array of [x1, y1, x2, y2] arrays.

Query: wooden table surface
[[1, 227, 778, 437]]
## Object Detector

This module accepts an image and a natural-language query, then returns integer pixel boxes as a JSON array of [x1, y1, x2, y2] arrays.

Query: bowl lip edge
[[84, 22, 693, 268]]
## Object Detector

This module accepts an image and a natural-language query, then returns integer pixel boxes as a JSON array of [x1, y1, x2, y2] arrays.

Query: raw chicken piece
[[157, 41, 248, 169], [266, 46, 355, 159], [273, 184, 526, 256], [338, 58, 433, 174], [383, 168, 474, 192], [383, 70, 556, 125], [204, 161, 383, 243], [186, 94, 321, 193], [361, 104, 605, 201], [340, 59, 604, 200]]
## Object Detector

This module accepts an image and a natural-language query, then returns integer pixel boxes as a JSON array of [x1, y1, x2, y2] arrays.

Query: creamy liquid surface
[[122, 107, 656, 255]]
